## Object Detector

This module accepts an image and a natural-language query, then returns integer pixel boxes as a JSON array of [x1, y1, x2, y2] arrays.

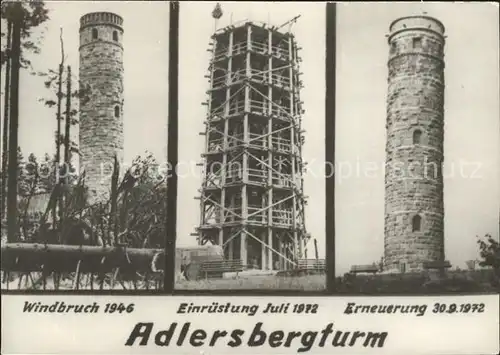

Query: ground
[[175, 274, 326, 290]]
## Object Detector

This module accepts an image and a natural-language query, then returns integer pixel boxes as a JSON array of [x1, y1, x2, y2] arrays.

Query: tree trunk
[[110, 155, 119, 245], [61, 65, 72, 216], [54, 29, 65, 230], [63, 66, 71, 167], [6, 5, 23, 243], [1, 243, 164, 274], [1, 20, 12, 218], [55, 64, 63, 180]]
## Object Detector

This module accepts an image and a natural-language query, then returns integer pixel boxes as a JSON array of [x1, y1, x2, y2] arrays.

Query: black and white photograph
[[0, 1, 170, 291], [1, 3, 499, 355], [175, 2, 326, 290], [335, 3, 499, 293]]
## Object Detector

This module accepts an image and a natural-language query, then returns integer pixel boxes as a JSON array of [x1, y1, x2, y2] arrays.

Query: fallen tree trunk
[[1, 243, 165, 274]]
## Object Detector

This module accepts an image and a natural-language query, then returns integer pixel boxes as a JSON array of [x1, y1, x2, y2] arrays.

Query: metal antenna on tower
[[212, 3, 223, 33]]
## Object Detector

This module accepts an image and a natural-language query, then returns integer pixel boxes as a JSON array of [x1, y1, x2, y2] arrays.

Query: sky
[[0, 1, 169, 167], [176, 2, 326, 260], [336, 3, 500, 275]]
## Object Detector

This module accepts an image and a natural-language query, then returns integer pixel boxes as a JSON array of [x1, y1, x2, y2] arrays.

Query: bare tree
[[1, 20, 12, 217], [6, 2, 23, 243]]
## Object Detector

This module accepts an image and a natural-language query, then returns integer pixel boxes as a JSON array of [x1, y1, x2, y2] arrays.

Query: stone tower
[[79, 12, 124, 203], [384, 15, 446, 273]]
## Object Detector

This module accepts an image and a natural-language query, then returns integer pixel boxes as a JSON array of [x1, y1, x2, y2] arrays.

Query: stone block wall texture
[[384, 16, 446, 273], [79, 12, 124, 203]]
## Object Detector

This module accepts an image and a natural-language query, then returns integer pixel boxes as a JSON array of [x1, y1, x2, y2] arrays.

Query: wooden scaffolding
[[195, 20, 309, 271]]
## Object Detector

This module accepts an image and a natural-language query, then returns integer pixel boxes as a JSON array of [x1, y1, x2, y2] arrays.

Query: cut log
[[1, 243, 165, 275]]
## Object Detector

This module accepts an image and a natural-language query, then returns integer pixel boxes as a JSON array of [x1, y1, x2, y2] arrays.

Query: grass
[[333, 269, 499, 294], [175, 274, 326, 290]]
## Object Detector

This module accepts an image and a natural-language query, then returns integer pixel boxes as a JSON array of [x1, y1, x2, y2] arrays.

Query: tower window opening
[[92, 28, 98, 40], [113, 31, 118, 41], [413, 129, 422, 144], [412, 214, 422, 232], [412, 37, 422, 49], [390, 42, 397, 54], [114, 105, 120, 118], [399, 262, 406, 273]]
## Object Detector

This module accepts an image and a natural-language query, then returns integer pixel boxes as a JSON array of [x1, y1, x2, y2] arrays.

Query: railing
[[208, 138, 224, 152], [226, 133, 267, 149], [228, 100, 245, 115], [248, 168, 267, 184], [248, 99, 267, 115], [213, 47, 229, 62], [270, 105, 292, 121], [271, 175, 293, 187], [211, 68, 291, 89], [251, 41, 268, 54], [232, 42, 248, 56], [272, 209, 293, 226], [350, 265, 379, 274], [224, 168, 269, 185], [200, 259, 244, 277], [212, 41, 291, 62], [248, 133, 267, 149], [298, 259, 326, 271], [271, 45, 291, 60], [271, 73, 291, 87], [201, 206, 297, 227], [247, 206, 267, 223], [225, 168, 244, 185], [271, 136, 292, 153], [212, 75, 226, 88]]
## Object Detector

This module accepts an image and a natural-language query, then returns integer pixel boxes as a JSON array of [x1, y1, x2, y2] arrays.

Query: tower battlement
[[388, 15, 445, 66], [80, 12, 124, 30], [389, 16, 444, 39]]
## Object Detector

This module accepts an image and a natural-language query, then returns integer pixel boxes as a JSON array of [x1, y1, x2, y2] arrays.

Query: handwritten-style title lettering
[[124, 322, 388, 352]]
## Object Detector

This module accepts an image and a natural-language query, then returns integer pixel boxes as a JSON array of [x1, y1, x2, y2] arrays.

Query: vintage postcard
[[1, 2, 499, 355]]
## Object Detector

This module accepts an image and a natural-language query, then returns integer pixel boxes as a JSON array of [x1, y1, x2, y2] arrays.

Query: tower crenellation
[[79, 11, 124, 203], [384, 15, 446, 273]]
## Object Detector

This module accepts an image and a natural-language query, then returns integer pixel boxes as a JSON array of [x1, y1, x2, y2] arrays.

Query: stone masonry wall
[[79, 13, 124, 203], [384, 17, 446, 273]]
